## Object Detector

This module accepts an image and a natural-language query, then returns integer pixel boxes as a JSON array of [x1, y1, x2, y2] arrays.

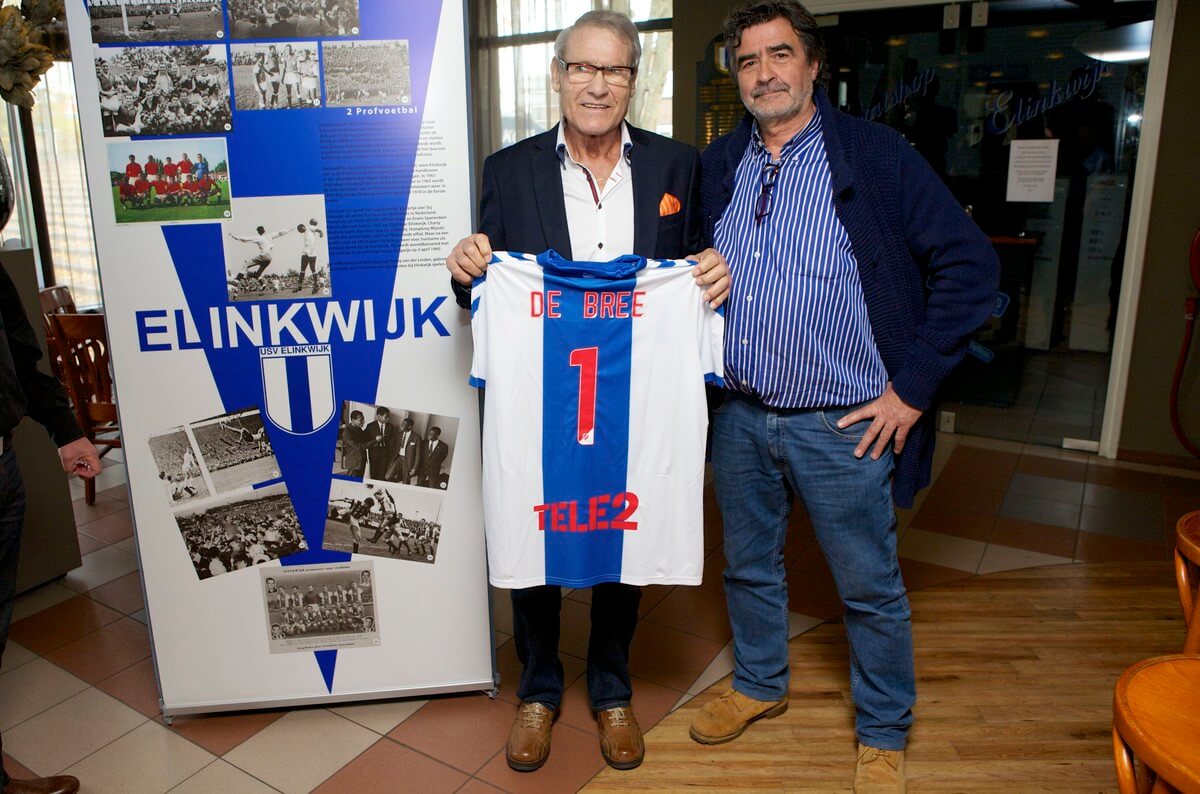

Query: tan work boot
[[597, 705, 645, 770], [854, 743, 906, 793], [688, 688, 788, 744], [506, 702, 555, 772]]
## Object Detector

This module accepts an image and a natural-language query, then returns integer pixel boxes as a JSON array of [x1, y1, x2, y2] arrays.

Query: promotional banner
[[66, 0, 494, 715]]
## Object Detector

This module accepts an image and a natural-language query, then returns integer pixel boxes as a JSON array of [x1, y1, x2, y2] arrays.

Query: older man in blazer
[[446, 9, 730, 776]]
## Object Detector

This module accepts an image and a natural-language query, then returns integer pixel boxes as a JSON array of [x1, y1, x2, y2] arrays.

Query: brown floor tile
[[1082, 483, 1162, 513], [8, 595, 123, 655], [1078, 503, 1164, 544], [1074, 530, 1169, 563], [628, 623, 724, 693], [389, 694, 517, 775], [790, 538, 829, 574], [1015, 454, 1087, 483], [564, 587, 591, 606], [76, 532, 108, 556], [44, 616, 151, 684], [785, 565, 846, 622], [1165, 495, 1200, 527], [702, 486, 725, 556], [313, 737, 468, 793], [556, 673, 681, 734], [783, 503, 816, 567], [169, 709, 286, 756], [456, 779, 505, 793], [641, 555, 731, 643], [921, 477, 1007, 514], [557, 598, 592, 661], [96, 658, 161, 718], [898, 558, 974, 592], [87, 572, 145, 615], [989, 516, 1079, 559], [910, 499, 995, 543], [72, 496, 126, 528], [937, 447, 1019, 493], [3, 753, 35, 781], [493, 637, 585, 706], [1086, 463, 1161, 494], [77, 509, 134, 545], [636, 584, 672, 618], [1160, 475, 1200, 500], [97, 484, 129, 501], [476, 721, 605, 793]]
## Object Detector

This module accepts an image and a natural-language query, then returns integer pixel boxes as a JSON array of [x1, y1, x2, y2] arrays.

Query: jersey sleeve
[[699, 300, 725, 387], [467, 256, 498, 389]]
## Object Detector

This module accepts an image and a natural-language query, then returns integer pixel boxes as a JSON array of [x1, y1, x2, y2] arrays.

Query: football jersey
[[470, 250, 725, 588]]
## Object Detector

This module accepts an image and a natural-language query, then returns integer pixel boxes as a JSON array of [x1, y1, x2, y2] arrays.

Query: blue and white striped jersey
[[470, 250, 724, 588]]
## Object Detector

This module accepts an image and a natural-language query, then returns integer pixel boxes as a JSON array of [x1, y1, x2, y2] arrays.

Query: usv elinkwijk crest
[[260, 345, 336, 435]]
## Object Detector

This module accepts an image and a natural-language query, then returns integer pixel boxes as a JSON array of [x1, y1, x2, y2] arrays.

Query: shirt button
[[753, 251, 761, 258], [598, 242, 604, 249], [597, 203, 603, 209], [741, 338, 749, 345], [746, 295, 754, 302]]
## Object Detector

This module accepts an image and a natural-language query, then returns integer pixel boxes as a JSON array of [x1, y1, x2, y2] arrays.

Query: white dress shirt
[[556, 122, 635, 260]]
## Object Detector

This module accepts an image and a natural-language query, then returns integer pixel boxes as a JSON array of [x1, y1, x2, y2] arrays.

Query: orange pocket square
[[659, 192, 682, 217]]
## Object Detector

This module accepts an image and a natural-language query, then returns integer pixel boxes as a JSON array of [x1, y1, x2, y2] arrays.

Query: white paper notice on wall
[[1006, 139, 1060, 203]]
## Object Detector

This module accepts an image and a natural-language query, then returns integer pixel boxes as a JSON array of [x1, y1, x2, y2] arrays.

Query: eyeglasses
[[557, 58, 636, 87], [755, 161, 782, 224]]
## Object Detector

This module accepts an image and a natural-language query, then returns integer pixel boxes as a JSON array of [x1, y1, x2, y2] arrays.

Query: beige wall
[[1118, 1, 1200, 465]]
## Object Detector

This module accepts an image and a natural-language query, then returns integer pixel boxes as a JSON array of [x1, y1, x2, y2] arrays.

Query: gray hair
[[554, 10, 642, 70]]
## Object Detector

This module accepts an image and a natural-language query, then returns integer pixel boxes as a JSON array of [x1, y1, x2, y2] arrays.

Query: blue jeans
[[712, 393, 914, 751], [0, 448, 27, 786]]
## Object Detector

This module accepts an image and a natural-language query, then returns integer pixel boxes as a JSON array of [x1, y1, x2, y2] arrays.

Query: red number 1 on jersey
[[569, 346, 598, 446]]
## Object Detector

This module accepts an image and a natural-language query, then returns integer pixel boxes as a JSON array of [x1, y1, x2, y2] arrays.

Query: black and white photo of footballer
[[223, 194, 332, 301], [95, 45, 232, 138], [189, 408, 281, 494], [229, 0, 360, 39], [323, 480, 443, 564], [231, 43, 321, 109], [88, 0, 224, 44], [331, 401, 459, 490], [321, 40, 411, 108], [261, 563, 379, 655], [173, 482, 307, 580], [147, 427, 211, 505]]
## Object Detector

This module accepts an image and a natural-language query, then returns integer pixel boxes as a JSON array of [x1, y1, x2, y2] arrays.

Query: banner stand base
[[159, 677, 498, 720]]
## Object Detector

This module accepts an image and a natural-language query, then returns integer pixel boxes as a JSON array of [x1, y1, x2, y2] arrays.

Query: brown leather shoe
[[854, 743, 905, 793], [689, 688, 788, 744], [3, 775, 80, 794], [506, 701, 555, 772], [596, 705, 644, 770]]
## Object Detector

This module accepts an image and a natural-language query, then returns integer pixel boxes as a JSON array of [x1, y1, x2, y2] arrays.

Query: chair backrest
[[48, 313, 117, 434], [38, 286, 77, 386]]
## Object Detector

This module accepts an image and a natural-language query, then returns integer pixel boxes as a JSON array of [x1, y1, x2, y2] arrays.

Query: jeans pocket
[[817, 406, 871, 441]]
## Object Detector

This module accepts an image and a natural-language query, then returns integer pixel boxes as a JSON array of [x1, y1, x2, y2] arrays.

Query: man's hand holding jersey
[[445, 233, 732, 308]]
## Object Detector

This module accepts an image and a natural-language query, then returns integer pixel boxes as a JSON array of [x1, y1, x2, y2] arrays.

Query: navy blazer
[[701, 87, 999, 507], [452, 123, 704, 308]]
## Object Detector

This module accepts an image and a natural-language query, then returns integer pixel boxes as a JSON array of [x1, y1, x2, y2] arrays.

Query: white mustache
[[752, 80, 790, 98]]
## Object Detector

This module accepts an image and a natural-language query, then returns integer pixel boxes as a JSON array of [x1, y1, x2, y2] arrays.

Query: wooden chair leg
[[1114, 726, 1140, 794], [1186, 600, 1200, 654], [85, 474, 96, 506], [1176, 550, 1195, 624]]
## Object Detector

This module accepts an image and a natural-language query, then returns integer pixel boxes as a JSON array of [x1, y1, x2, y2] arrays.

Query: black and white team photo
[[223, 194, 332, 301], [261, 562, 379, 654], [229, 0, 360, 39], [231, 42, 321, 109], [321, 40, 411, 107], [333, 401, 459, 490], [173, 482, 307, 580], [95, 44, 233, 137], [324, 480, 443, 564], [88, 0, 225, 44], [189, 408, 281, 493], [148, 427, 211, 505]]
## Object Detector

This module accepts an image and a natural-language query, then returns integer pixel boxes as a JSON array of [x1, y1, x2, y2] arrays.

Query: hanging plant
[[0, 0, 64, 108]]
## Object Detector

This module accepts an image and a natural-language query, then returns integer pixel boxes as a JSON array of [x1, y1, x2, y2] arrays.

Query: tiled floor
[[2, 438, 1197, 792]]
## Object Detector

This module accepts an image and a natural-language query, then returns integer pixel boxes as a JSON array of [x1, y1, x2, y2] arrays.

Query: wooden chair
[[1112, 655, 1200, 793], [48, 312, 120, 504], [38, 285, 76, 390], [1176, 511, 1200, 654]]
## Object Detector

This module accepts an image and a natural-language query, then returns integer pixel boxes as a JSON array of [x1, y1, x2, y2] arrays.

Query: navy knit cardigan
[[701, 86, 1000, 508]]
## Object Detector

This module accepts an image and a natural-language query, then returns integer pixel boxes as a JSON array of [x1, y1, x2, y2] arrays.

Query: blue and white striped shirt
[[714, 107, 887, 409]]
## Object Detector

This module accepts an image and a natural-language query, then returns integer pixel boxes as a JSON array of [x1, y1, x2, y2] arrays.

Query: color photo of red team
[[106, 139, 231, 225], [95, 44, 232, 138], [88, 0, 224, 44], [229, 0, 360, 39], [324, 480, 443, 565], [321, 40, 411, 108], [261, 563, 379, 654], [173, 482, 307, 580]]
